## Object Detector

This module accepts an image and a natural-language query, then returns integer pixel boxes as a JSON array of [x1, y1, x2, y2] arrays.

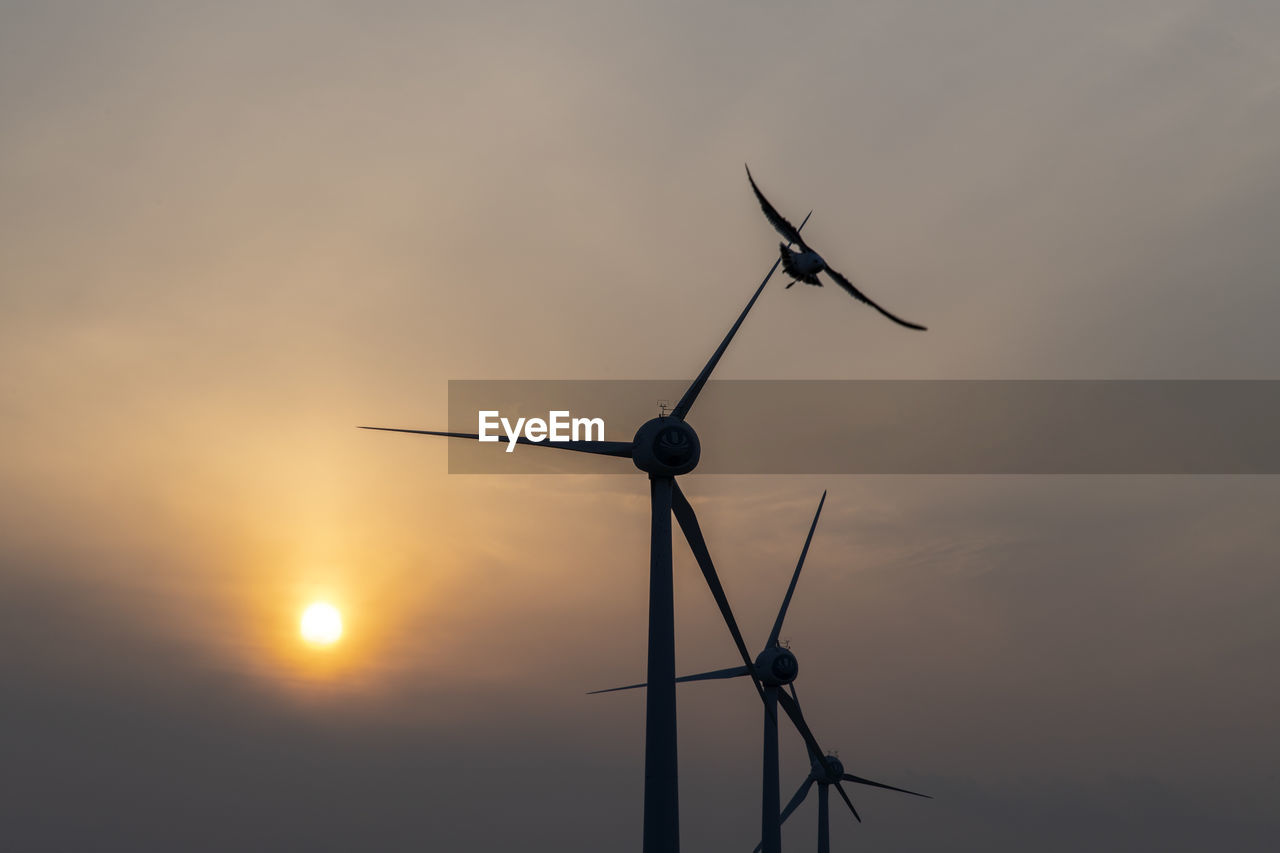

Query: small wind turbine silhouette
[[588, 491, 928, 853], [757, 687, 930, 853], [363, 215, 812, 853]]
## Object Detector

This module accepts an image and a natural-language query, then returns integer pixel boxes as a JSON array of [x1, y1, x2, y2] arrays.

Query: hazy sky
[[3, 1, 1279, 850]]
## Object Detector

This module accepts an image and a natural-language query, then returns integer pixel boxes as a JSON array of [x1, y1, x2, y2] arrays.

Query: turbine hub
[[813, 754, 844, 782], [631, 417, 700, 476], [755, 646, 799, 686]]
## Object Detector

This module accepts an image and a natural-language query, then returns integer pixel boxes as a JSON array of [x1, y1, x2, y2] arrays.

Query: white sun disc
[[300, 602, 343, 645]]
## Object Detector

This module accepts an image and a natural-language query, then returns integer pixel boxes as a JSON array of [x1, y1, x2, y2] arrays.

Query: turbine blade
[[784, 683, 833, 778], [678, 664, 751, 683], [841, 773, 931, 799], [585, 665, 749, 695], [755, 776, 814, 852], [670, 482, 770, 712], [777, 687, 840, 786], [670, 211, 811, 422], [586, 680, 648, 695], [780, 776, 815, 824], [767, 490, 827, 647], [358, 427, 635, 458], [834, 782, 862, 823], [776, 686, 825, 764]]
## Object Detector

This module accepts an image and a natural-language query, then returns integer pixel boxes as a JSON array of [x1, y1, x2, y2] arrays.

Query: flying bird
[[746, 165, 927, 331]]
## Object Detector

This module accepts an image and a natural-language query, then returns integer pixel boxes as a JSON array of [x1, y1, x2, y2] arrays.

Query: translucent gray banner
[[428, 380, 1280, 474]]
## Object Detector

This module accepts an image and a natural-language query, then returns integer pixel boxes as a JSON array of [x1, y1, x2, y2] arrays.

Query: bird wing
[[745, 164, 809, 251], [823, 265, 928, 331]]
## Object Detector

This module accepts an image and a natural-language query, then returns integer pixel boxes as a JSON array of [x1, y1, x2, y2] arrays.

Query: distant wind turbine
[[745, 164, 928, 331], [589, 491, 928, 853], [759, 685, 931, 853]]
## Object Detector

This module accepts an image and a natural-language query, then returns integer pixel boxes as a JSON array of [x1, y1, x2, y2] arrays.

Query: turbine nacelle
[[812, 753, 845, 783], [755, 646, 799, 686], [631, 417, 701, 476]]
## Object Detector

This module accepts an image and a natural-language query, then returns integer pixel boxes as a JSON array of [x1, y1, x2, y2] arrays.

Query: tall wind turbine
[[362, 214, 811, 853], [759, 685, 930, 853], [589, 491, 928, 853]]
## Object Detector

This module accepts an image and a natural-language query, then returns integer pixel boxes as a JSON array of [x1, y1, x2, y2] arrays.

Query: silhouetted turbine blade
[[586, 665, 750, 695], [834, 782, 862, 823], [586, 680, 649, 695], [676, 664, 750, 682], [753, 777, 814, 853], [777, 687, 825, 764], [767, 490, 827, 647], [841, 773, 932, 799], [778, 686, 840, 783], [780, 776, 815, 824], [358, 427, 635, 458], [670, 211, 811, 422], [670, 482, 770, 710], [783, 684, 836, 777]]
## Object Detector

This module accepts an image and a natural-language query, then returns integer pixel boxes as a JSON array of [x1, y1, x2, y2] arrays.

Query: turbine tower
[[362, 215, 811, 853], [589, 491, 928, 853]]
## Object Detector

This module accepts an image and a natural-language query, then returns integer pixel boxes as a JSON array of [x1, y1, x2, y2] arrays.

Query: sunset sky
[[3, 1, 1279, 850]]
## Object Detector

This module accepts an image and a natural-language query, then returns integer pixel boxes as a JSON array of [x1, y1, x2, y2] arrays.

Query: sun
[[300, 602, 343, 645]]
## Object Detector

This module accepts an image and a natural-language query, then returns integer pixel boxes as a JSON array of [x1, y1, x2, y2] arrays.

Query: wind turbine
[[588, 491, 929, 853], [362, 214, 812, 853], [759, 684, 930, 853]]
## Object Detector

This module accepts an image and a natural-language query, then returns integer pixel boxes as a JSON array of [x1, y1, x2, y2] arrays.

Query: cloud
[[4, 1, 1280, 848]]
